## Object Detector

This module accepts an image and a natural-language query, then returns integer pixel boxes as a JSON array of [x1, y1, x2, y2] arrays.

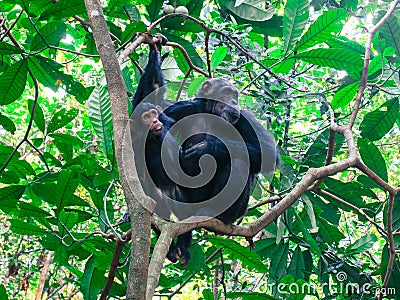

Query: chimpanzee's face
[[141, 108, 163, 135], [215, 86, 240, 124]]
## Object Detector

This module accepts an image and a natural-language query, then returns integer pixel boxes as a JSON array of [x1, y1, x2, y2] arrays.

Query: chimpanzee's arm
[[132, 37, 166, 109]]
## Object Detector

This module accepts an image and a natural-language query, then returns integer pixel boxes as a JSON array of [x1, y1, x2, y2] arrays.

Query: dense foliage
[[0, 0, 399, 299]]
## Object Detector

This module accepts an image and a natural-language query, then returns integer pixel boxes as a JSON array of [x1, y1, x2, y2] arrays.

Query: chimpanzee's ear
[[156, 105, 163, 112], [200, 80, 213, 97]]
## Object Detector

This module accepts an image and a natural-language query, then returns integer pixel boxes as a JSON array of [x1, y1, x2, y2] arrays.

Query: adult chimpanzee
[[132, 34, 168, 109], [163, 78, 278, 265]]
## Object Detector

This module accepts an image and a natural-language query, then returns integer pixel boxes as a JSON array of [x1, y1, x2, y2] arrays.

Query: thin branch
[[380, 194, 397, 300], [347, 0, 399, 129]]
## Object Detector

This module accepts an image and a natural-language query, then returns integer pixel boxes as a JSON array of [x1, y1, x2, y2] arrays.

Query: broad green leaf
[[121, 22, 147, 44], [283, 0, 310, 53], [379, 14, 400, 56], [205, 235, 268, 272], [293, 210, 321, 256], [331, 82, 359, 109], [173, 48, 190, 75], [357, 138, 388, 182], [31, 20, 67, 51], [387, 194, 400, 232], [188, 77, 207, 97], [323, 178, 377, 210], [163, 33, 203, 69], [220, 0, 275, 21], [87, 84, 114, 162], [345, 234, 378, 256], [47, 108, 79, 134], [17, 202, 51, 218], [288, 247, 305, 280], [0, 285, 8, 300], [0, 59, 28, 105], [318, 217, 345, 245], [368, 54, 387, 77], [29, 56, 91, 103], [38, 0, 87, 20], [303, 128, 345, 168], [9, 219, 47, 236], [326, 36, 365, 55], [360, 97, 399, 141], [0, 185, 25, 201], [81, 256, 107, 300], [28, 56, 62, 91], [211, 46, 227, 70], [269, 242, 289, 281], [0, 41, 24, 55], [145, 0, 163, 22], [296, 48, 363, 73], [28, 99, 46, 132], [0, 113, 16, 133], [295, 9, 348, 50]]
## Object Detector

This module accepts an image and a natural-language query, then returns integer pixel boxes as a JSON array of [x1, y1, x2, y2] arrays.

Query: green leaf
[[0, 284, 8, 300], [30, 20, 67, 51], [205, 235, 267, 272], [81, 256, 107, 300], [121, 22, 147, 44], [326, 36, 365, 55], [173, 48, 190, 75], [296, 48, 363, 73], [28, 56, 91, 103], [188, 77, 207, 97], [345, 234, 378, 256], [145, 0, 163, 22], [293, 210, 321, 256], [269, 242, 289, 282], [295, 9, 348, 50], [220, 0, 275, 21], [0, 185, 25, 201], [0, 41, 24, 55], [32, 169, 81, 211], [38, 0, 87, 20], [0, 59, 28, 105], [379, 14, 400, 57], [331, 82, 359, 109], [357, 138, 388, 182], [0, 113, 16, 133], [163, 33, 204, 69], [28, 100, 46, 132], [47, 108, 79, 134], [283, 0, 310, 53], [87, 84, 114, 162], [17, 202, 51, 218], [318, 217, 345, 245], [288, 247, 305, 280], [303, 128, 345, 168], [211, 46, 227, 70], [323, 178, 376, 210], [9, 219, 47, 236], [360, 97, 399, 141]]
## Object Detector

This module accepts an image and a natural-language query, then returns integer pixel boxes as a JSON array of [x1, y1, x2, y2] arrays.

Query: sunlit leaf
[[331, 82, 359, 109], [0, 59, 28, 105], [283, 0, 310, 53], [358, 138, 388, 182], [360, 97, 399, 141], [295, 9, 348, 50]]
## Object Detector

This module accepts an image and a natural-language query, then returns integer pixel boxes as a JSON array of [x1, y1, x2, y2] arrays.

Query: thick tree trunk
[[84, 1, 152, 299]]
